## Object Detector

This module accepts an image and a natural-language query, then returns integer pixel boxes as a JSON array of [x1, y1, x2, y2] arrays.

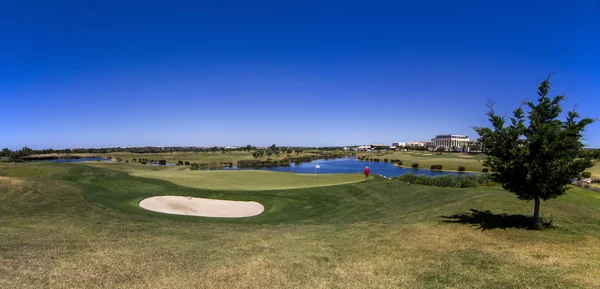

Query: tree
[[436, 147, 445, 154], [252, 151, 261, 159], [1, 148, 10, 157], [474, 75, 594, 227], [265, 149, 273, 160], [286, 148, 293, 155], [9, 151, 20, 164], [246, 145, 252, 151]]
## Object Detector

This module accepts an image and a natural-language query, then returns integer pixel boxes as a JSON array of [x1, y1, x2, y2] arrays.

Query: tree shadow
[[442, 209, 534, 230]]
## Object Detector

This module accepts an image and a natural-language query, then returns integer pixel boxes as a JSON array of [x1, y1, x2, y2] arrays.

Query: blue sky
[[1, 0, 598, 149]]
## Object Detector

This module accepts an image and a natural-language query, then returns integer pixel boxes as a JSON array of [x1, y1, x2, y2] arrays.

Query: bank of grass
[[362, 151, 486, 172], [131, 168, 363, 191], [1, 162, 600, 288]]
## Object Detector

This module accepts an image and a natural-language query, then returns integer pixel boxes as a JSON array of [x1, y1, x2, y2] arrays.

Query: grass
[[1, 162, 600, 288], [27, 151, 321, 165], [588, 160, 600, 178], [361, 151, 487, 172], [130, 168, 363, 191]]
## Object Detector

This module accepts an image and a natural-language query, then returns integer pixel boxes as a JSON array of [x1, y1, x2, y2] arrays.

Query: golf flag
[[316, 165, 320, 168]]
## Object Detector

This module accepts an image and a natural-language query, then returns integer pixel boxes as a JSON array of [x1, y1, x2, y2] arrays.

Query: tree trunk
[[533, 197, 541, 227]]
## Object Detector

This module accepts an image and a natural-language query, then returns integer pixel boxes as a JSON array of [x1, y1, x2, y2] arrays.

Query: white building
[[392, 142, 407, 147], [431, 134, 470, 151]]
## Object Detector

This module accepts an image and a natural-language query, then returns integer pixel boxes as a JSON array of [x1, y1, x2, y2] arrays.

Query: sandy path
[[139, 196, 264, 218]]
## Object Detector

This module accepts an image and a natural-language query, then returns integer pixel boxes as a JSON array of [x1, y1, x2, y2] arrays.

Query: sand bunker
[[139, 196, 264, 218]]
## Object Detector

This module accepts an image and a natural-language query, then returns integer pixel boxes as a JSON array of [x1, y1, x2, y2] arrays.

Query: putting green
[[130, 169, 363, 191]]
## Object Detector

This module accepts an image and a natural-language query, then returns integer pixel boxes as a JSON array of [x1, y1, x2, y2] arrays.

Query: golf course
[[1, 161, 599, 288]]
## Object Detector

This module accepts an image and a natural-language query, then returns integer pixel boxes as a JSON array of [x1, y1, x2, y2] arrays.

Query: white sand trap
[[422, 154, 433, 156], [139, 196, 264, 218]]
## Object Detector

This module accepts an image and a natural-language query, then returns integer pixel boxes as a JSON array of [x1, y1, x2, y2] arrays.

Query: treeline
[[0, 144, 346, 156]]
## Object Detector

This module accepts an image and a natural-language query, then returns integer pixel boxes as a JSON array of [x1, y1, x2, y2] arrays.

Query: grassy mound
[[1, 162, 600, 288]]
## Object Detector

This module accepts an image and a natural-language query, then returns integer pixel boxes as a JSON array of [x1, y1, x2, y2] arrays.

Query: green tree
[[286, 148, 293, 155], [265, 149, 273, 160], [474, 75, 594, 227], [1, 148, 10, 157], [246, 145, 252, 151], [9, 151, 20, 164], [252, 151, 261, 159]]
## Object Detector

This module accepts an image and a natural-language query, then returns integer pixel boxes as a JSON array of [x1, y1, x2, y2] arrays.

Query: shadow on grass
[[442, 209, 535, 230]]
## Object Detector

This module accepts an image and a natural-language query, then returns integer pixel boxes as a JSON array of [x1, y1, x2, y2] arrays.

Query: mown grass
[[30, 151, 320, 165], [588, 160, 600, 177], [130, 168, 363, 191], [1, 162, 600, 288], [361, 151, 486, 172]]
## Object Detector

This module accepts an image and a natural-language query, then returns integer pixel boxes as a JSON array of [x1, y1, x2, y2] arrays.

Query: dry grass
[[1, 162, 599, 288]]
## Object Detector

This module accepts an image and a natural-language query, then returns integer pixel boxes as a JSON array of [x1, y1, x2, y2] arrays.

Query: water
[[225, 157, 471, 178], [149, 163, 177, 166]]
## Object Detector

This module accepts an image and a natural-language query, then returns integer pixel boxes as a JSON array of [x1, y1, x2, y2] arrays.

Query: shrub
[[384, 158, 389, 162], [482, 168, 489, 173], [158, 160, 167, 165], [184, 161, 190, 166], [177, 160, 184, 165], [190, 163, 199, 170], [458, 166, 466, 172], [395, 173, 492, 188], [582, 171, 592, 179], [430, 164, 443, 170], [412, 163, 419, 168]]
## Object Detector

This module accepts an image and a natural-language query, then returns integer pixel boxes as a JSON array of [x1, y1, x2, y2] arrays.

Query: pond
[[225, 157, 471, 178]]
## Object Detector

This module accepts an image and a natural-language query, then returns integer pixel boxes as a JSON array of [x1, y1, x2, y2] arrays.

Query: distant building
[[430, 134, 470, 151], [392, 142, 407, 147]]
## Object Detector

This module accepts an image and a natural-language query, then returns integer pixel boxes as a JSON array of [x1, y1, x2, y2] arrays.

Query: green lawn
[[1, 162, 599, 288], [27, 150, 322, 165], [361, 151, 486, 172], [131, 168, 364, 191], [588, 160, 600, 178]]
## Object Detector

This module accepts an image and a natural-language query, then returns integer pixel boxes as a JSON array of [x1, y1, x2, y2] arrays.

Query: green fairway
[[1, 162, 600, 288], [131, 169, 363, 191], [28, 150, 321, 165], [362, 151, 486, 172], [589, 161, 600, 178]]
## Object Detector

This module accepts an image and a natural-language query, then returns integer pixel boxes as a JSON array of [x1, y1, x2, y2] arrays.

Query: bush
[[158, 160, 167, 165], [430, 164, 443, 170], [395, 173, 493, 188], [177, 160, 184, 165], [412, 163, 419, 168], [582, 171, 592, 178], [482, 168, 489, 173], [396, 160, 403, 166], [190, 163, 199, 170], [458, 166, 466, 172], [184, 161, 190, 166], [384, 158, 389, 162]]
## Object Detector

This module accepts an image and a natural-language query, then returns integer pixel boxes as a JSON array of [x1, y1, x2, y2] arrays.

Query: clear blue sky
[[1, 0, 598, 149]]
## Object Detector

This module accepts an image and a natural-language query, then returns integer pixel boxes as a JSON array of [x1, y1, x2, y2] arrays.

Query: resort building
[[430, 134, 470, 151]]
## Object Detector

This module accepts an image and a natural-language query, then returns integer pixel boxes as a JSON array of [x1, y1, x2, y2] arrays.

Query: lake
[[226, 157, 471, 178], [48, 157, 471, 177]]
